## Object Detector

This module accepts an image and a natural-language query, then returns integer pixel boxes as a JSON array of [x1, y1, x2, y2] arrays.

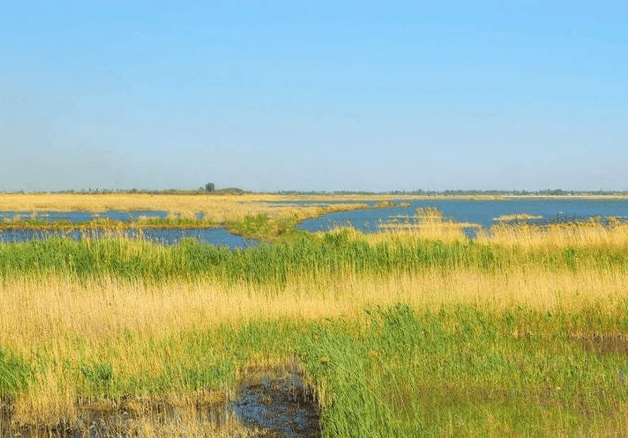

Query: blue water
[[2, 199, 627, 246], [0, 227, 257, 249], [0, 210, 260, 248], [297, 198, 628, 233]]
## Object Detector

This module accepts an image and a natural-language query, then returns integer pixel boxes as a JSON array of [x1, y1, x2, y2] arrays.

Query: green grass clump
[[0, 348, 32, 396], [227, 212, 301, 239], [0, 229, 627, 285], [0, 230, 628, 284]]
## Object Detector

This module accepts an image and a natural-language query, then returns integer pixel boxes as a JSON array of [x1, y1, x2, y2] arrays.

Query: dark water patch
[[233, 366, 322, 438], [0, 228, 258, 249], [1, 370, 322, 438]]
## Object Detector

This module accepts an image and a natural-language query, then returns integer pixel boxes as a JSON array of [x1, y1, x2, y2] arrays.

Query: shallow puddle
[[233, 367, 321, 438], [1, 366, 322, 438]]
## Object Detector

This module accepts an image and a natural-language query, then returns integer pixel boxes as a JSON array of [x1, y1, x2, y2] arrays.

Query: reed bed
[[379, 206, 480, 240], [494, 213, 544, 222], [2, 216, 628, 436], [477, 216, 628, 249], [0, 193, 366, 223], [0, 223, 626, 285]]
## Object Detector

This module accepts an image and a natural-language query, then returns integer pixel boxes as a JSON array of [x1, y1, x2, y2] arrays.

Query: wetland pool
[[0, 227, 258, 249], [0, 210, 168, 222], [297, 198, 628, 233], [0, 211, 257, 248], [1, 367, 321, 438], [1, 198, 627, 246]]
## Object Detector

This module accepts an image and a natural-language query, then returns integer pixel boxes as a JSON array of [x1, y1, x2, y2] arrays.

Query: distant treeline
[[1, 187, 248, 195], [1, 188, 627, 196], [275, 189, 628, 196]]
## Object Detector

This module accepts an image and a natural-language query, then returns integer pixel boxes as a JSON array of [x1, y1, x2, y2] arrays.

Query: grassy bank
[[2, 219, 628, 436]]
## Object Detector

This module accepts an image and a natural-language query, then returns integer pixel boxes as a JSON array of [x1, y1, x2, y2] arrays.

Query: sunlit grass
[[0, 193, 367, 223], [477, 216, 628, 249], [494, 213, 544, 222], [3, 215, 628, 436], [379, 206, 480, 240]]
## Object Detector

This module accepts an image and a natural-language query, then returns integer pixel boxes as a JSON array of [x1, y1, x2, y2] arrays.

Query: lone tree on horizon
[[205, 182, 215, 193]]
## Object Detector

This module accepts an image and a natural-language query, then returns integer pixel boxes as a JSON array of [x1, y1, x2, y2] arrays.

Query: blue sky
[[1, 1, 626, 192]]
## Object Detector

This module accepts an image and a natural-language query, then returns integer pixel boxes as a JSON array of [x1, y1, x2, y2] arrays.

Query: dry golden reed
[[4, 262, 628, 431], [0, 193, 365, 222], [477, 216, 628, 249], [378, 206, 479, 242]]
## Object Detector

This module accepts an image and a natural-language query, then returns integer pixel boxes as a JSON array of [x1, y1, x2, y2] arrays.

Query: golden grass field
[[0, 193, 370, 223]]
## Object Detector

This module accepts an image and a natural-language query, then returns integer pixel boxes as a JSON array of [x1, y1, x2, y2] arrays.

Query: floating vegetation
[[494, 213, 543, 222], [379, 206, 480, 240], [374, 201, 411, 208]]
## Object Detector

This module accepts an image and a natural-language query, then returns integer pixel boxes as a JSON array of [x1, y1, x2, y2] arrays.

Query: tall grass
[[4, 297, 628, 436], [2, 218, 628, 436], [302, 303, 628, 437], [0, 224, 626, 285], [0, 193, 367, 222]]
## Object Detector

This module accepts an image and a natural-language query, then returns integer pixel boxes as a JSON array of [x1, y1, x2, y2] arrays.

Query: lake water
[[0, 210, 259, 248], [2, 199, 627, 246], [0, 227, 258, 249], [297, 198, 628, 233]]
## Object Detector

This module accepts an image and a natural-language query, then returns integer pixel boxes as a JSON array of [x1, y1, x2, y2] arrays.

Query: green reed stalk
[[0, 230, 627, 285]]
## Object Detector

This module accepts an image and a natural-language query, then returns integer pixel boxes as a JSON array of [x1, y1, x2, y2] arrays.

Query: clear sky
[[1, 1, 626, 192]]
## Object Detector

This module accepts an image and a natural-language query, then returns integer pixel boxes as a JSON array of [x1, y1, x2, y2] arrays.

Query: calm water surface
[[0, 210, 259, 248], [297, 198, 628, 233], [0, 227, 257, 249], [2, 199, 627, 245]]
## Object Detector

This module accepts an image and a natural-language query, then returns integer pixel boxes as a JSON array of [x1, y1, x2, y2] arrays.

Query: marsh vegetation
[[2, 194, 628, 436]]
